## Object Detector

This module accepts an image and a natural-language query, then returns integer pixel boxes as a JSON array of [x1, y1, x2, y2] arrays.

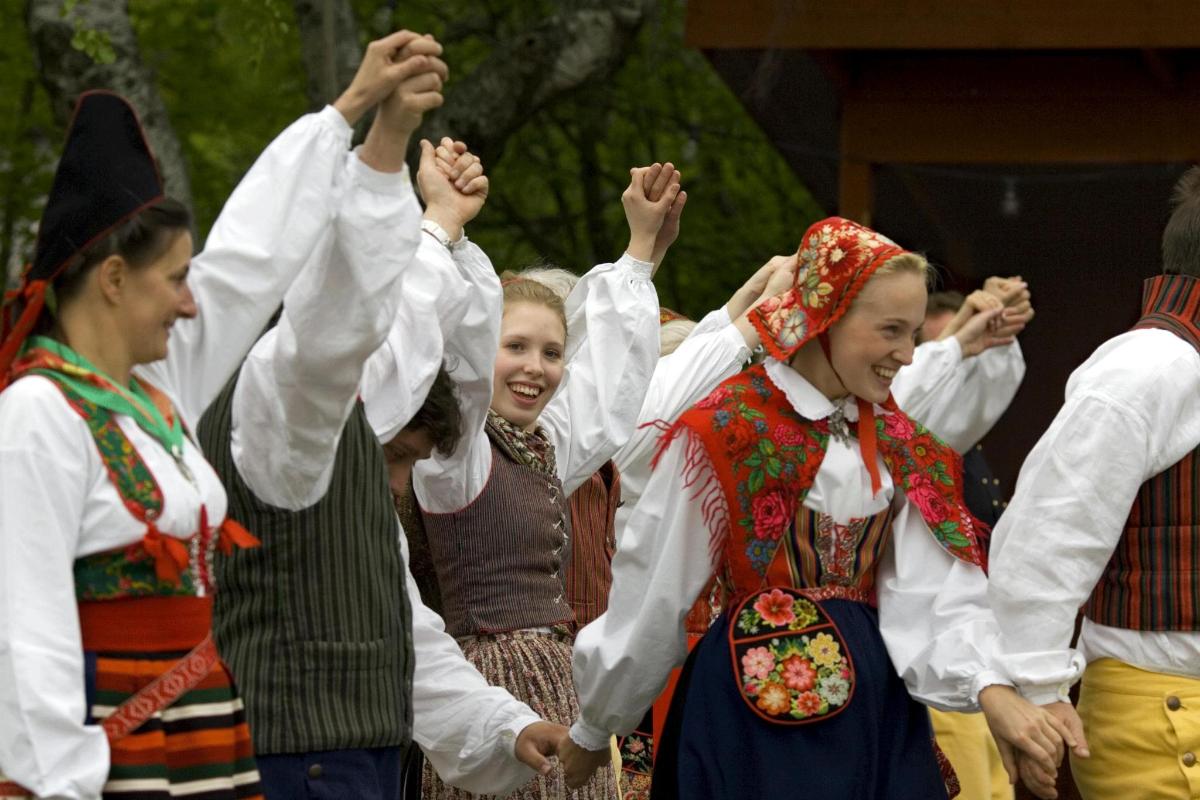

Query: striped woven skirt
[[422, 629, 618, 800], [86, 597, 262, 799], [86, 650, 262, 799]]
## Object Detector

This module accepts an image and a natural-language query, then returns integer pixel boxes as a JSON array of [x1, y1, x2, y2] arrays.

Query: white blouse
[[569, 358, 1010, 751], [0, 105, 355, 800], [413, 252, 661, 512], [613, 314, 751, 540], [891, 338, 1025, 454], [989, 328, 1200, 704]]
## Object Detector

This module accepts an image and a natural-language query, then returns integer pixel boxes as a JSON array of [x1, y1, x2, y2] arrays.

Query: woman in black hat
[[0, 31, 446, 800]]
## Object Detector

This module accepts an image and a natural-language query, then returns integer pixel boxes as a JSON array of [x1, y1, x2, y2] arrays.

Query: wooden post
[[838, 158, 874, 226]]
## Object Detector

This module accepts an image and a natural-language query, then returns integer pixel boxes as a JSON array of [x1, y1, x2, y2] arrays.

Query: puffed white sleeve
[[875, 499, 1010, 711], [139, 106, 353, 428], [230, 156, 421, 510], [688, 306, 731, 339], [614, 324, 750, 478], [891, 339, 964, 425], [0, 380, 108, 799], [539, 253, 660, 494], [987, 391, 1164, 703], [893, 340, 1026, 454], [402, 523, 542, 793], [392, 238, 502, 514], [569, 436, 716, 750]]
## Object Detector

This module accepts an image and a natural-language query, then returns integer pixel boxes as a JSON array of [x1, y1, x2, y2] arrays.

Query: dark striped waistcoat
[[1084, 274, 1200, 631], [420, 431, 574, 639], [198, 379, 414, 754]]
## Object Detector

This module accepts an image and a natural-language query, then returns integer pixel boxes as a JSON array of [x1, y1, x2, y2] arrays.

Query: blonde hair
[[873, 252, 933, 288], [499, 271, 568, 334], [517, 266, 579, 302], [659, 319, 696, 356]]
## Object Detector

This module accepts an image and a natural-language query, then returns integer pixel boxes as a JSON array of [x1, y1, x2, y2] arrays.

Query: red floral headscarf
[[749, 217, 909, 361], [748, 216, 913, 495]]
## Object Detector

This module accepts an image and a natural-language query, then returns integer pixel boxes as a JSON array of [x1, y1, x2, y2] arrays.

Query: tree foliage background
[[1, 0, 822, 317]]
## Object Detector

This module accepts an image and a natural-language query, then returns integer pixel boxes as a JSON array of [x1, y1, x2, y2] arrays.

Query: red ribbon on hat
[[0, 276, 49, 390]]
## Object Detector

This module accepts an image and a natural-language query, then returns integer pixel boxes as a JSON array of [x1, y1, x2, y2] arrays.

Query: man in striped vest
[[198, 45, 564, 799], [988, 168, 1200, 799]]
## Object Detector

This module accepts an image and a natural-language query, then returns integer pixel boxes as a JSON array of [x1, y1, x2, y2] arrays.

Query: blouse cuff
[[1000, 648, 1086, 705], [501, 713, 544, 757], [617, 252, 654, 281], [317, 104, 354, 140], [348, 145, 413, 193], [970, 671, 1014, 705], [569, 719, 612, 752]]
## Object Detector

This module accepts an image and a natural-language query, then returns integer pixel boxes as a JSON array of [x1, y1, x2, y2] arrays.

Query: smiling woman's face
[[490, 301, 567, 430], [826, 269, 927, 403]]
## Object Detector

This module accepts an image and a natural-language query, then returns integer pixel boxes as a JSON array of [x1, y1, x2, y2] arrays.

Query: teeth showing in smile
[[872, 366, 897, 380], [510, 383, 541, 398]]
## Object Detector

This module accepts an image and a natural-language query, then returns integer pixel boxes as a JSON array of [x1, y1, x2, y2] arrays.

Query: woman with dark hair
[[0, 32, 443, 800]]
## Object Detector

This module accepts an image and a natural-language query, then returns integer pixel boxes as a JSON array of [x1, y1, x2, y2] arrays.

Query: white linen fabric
[[891, 338, 1025, 454], [0, 105, 355, 800], [569, 358, 1010, 751], [412, 252, 661, 513], [613, 316, 750, 540], [989, 328, 1200, 704]]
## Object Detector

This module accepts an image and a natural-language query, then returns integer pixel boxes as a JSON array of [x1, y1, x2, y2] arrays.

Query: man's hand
[[980, 685, 1081, 798], [417, 138, 488, 240], [514, 721, 568, 777], [334, 30, 429, 126], [558, 736, 611, 790], [623, 163, 682, 265], [375, 35, 447, 136]]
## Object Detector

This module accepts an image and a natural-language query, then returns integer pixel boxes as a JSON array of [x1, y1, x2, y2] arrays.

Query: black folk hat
[[0, 90, 164, 381]]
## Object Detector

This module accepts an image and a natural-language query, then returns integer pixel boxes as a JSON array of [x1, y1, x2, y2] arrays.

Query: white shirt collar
[[762, 358, 861, 421]]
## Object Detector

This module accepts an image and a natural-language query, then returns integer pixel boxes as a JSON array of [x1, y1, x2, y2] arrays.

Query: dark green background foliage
[[1, 0, 822, 317]]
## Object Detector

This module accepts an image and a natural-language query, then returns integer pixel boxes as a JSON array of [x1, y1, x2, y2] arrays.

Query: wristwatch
[[421, 219, 458, 250]]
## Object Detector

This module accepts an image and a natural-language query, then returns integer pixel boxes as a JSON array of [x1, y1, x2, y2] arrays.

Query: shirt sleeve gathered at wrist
[[538, 252, 660, 494]]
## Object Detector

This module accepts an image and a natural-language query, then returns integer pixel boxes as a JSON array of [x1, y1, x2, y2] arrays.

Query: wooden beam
[[686, 0, 1200, 50], [841, 94, 1200, 163], [838, 158, 875, 225]]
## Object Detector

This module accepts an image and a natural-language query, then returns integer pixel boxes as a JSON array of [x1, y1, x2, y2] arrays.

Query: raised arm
[[364, 139, 502, 513], [564, 436, 717, 783], [228, 41, 444, 510], [538, 164, 679, 492], [139, 30, 436, 426]]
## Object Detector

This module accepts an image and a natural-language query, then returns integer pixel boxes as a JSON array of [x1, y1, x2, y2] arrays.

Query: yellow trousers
[[1073, 658, 1200, 799], [931, 708, 1014, 800]]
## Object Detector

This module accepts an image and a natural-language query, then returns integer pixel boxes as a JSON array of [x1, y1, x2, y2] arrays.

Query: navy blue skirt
[[652, 599, 947, 800]]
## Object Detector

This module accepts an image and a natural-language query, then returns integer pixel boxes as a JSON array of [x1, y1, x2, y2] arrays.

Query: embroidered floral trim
[[875, 409, 983, 564], [729, 586, 855, 725], [666, 364, 984, 602], [486, 409, 557, 478], [617, 730, 653, 778]]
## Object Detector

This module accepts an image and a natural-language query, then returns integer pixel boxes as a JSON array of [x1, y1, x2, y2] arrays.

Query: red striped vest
[[1084, 274, 1200, 631]]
